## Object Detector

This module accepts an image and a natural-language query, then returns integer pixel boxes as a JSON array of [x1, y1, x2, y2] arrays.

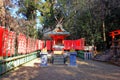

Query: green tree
[[18, 0, 40, 38], [18, 0, 120, 49]]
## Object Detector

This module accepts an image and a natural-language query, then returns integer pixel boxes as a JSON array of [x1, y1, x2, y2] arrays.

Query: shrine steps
[[52, 54, 65, 65]]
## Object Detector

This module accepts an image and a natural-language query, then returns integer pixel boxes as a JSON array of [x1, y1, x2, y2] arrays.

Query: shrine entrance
[[109, 29, 120, 43], [45, 19, 70, 64], [109, 30, 120, 65]]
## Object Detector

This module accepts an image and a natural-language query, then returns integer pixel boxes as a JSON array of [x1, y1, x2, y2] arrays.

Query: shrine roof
[[46, 31, 70, 35], [43, 23, 70, 39]]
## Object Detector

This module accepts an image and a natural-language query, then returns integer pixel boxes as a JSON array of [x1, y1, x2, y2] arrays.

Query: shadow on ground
[[0, 59, 120, 80]]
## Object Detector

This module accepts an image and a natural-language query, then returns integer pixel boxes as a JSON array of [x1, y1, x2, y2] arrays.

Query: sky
[[8, 0, 27, 19], [42, 0, 45, 3], [36, 10, 43, 29]]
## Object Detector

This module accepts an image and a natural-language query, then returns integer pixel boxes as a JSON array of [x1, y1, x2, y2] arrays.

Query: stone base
[[68, 64, 78, 67]]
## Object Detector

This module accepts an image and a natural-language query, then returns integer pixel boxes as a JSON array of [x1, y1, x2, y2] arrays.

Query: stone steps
[[53, 55, 65, 65]]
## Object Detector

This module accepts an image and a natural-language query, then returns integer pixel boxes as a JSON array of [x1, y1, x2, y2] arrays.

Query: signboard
[[0, 27, 4, 56], [69, 51, 77, 66], [17, 33, 27, 54], [40, 54, 48, 67], [64, 38, 85, 50], [46, 40, 52, 50]]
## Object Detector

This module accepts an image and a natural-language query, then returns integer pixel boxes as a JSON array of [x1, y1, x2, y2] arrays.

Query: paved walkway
[[0, 58, 120, 80]]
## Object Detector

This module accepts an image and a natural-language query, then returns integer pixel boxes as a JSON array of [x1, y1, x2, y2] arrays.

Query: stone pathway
[[0, 58, 120, 80]]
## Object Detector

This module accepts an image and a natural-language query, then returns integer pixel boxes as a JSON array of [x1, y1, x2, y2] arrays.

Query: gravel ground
[[0, 58, 120, 80]]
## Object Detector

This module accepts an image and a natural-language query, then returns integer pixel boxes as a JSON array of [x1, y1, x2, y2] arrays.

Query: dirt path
[[0, 58, 120, 80]]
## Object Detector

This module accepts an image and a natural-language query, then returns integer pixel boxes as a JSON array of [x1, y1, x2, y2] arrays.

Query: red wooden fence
[[63, 38, 85, 50], [0, 27, 16, 56], [46, 40, 52, 50], [0, 27, 85, 57], [0, 27, 4, 56]]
